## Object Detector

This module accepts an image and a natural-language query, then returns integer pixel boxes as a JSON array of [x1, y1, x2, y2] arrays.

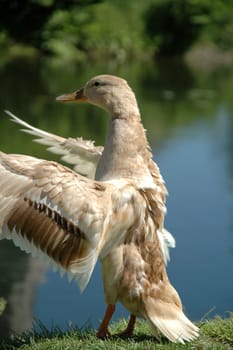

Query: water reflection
[[0, 241, 45, 338], [0, 57, 232, 338]]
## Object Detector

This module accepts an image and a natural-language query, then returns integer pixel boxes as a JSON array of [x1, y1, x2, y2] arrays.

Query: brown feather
[[6, 197, 89, 270]]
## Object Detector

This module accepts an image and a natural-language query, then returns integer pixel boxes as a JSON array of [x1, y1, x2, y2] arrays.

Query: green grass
[[1, 315, 233, 350]]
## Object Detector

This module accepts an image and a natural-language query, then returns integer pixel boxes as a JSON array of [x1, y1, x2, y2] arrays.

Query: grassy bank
[[1, 315, 233, 350]]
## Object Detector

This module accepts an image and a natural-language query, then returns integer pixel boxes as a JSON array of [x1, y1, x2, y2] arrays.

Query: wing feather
[[5, 110, 103, 178], [0, 152, 136, 291]]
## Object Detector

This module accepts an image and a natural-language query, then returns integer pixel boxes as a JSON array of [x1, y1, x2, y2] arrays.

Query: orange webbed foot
[[96, 328, 111, 339], [115, 314, 136, 339], [97, 304, 115, 339]]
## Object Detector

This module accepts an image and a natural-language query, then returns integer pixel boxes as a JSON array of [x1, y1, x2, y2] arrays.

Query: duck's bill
[[56, 88, 87, 102]]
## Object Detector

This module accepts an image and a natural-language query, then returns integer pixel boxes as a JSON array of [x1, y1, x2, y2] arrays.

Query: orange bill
[[56, 87, 87, 102]]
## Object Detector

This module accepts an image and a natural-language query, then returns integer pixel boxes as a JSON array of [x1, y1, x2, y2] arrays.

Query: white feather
[[157, 228, 176, 265]]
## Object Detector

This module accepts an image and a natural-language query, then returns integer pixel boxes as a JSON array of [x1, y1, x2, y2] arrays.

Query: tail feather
[[144, 298, 199, 343]]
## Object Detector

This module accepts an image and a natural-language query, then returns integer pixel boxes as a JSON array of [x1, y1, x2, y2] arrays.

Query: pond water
[[0, 57, 232, 339]]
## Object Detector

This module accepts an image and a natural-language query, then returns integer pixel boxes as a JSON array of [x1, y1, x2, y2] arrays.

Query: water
[[0, 58, 232, 338]]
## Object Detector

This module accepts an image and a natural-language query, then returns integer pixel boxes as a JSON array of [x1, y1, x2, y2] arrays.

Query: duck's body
[[1, 75, 198, 343]]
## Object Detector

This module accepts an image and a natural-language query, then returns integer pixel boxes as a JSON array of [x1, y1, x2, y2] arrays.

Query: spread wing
[[6, 111, 103, 179], [5, 112, 175, 264], [0, 152, 136, 291]]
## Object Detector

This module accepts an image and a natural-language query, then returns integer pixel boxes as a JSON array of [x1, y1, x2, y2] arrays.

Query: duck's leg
[[116, 314, 136, 338], [96, 304, 116, 338]]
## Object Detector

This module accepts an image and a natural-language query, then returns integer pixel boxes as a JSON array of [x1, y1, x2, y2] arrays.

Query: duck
[[0, 75, 198, 343]]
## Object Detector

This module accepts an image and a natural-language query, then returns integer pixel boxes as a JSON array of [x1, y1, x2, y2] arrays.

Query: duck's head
[[56, 74, 139, 118]]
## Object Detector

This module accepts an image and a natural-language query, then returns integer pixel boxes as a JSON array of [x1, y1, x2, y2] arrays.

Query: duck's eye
[[94, 81, 100, 87]]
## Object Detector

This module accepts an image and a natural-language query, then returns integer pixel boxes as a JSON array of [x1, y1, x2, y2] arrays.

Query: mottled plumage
[[1, 75, 198, 343]]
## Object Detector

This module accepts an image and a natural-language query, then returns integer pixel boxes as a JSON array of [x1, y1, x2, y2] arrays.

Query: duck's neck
[[95, 113, 153, 184]]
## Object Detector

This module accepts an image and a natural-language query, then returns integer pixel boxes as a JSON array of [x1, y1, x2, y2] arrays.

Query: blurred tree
[[41, 1, 148, 62], [144, 0, 211, 56], [0, 0, 233, 61], [0, 0, 100, 49], [201, 0, 233, 50]]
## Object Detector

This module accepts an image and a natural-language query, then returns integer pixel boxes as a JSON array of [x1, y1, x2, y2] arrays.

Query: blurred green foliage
[[0, 0, 233, 61], [144, 0, 211, 56], [145, 0, 233, 55], [200, 0, 233, 50], [42, 1, 147, 62]]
